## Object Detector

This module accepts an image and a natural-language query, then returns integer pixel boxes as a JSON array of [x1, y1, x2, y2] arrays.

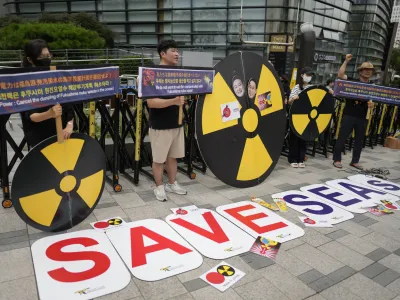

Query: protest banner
[[0, 66, 120, 115], [333, 79, 400, 105]]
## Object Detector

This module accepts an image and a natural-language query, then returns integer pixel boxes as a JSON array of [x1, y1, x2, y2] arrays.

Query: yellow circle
[[310, 109, 318, 119], [60, 175, 77, 193], [242, 109, 258, 133]]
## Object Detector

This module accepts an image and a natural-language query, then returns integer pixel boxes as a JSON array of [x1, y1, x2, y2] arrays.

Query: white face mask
[[302, 75, 312, 83]]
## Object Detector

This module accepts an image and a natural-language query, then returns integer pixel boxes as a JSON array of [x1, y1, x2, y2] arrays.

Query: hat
[[300, 67, 315, 75], [357, 62, 375, 72]]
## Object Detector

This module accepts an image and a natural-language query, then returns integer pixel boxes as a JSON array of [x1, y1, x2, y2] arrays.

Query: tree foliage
[[0, 22, 106, 50], [390, 48, 400, 73], [39, 13, 115, 48]]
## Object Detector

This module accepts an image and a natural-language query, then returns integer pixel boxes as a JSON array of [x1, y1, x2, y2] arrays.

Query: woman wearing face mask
[[21, 39, 75, 149], [286, 67, 314, 168]]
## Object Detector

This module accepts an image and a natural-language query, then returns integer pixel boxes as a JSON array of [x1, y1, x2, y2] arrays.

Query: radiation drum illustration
[[289, 86, 335, 141], [11, 133, 106, 232], [196, 52, 286, 188]]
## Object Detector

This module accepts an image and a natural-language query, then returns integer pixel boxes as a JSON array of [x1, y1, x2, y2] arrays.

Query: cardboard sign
[[250, 236, 281, 260], [106, 219, 203, 281], [301, 184, 375, 214], [216, 201, 305, 243], [368, 205, 394, 216], [166, 209, 254, 259], [221, 102, 241, 122], [200, 262, 245, 292], [348, 175, 400, 197], [31, 230, 130, 300], [272, 191, 354, 224], [326, 179, 399, 204], [90, 217, 127, 232], [374, 199, 400, 210]]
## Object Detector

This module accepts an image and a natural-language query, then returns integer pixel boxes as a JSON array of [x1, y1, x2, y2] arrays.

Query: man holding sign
[[146, 40, 187, 201], [333, 54, 375, 170]]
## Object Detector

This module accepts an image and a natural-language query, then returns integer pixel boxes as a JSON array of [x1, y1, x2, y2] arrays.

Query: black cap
[[300, 67, 315, 75]]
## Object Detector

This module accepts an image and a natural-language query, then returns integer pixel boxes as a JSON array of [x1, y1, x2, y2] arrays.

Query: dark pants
[[288, 131, 307, 164], [333, 115, 368, 164]]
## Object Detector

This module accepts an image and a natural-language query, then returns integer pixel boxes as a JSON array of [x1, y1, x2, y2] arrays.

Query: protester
[[326, 79, 335, 91], [333, 54, 375, 170], [279, 73, 291, 104], [287, 67, 314, 168], [20, 39, 74, 149], [146, 40, 187, 201]]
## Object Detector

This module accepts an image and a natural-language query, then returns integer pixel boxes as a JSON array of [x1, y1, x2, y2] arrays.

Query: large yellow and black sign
[[195, 52, 286, 188], [11, 133, 106, 232], [289, 86, 335, 142]]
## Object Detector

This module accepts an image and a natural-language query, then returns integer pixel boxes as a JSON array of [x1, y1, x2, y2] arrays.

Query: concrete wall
[[0, 0, 6, 17]]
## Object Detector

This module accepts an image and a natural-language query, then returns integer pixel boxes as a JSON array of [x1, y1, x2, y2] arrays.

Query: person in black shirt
[[333, 54, 375, 170], [146, 40, 187, 202], [20, 39, 75, 149]]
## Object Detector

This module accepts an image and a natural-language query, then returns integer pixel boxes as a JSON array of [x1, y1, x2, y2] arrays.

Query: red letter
[[131, 226, 192, 268], [224, 204, 287, 234], [46, 237, 110, 283], [170, 212, 229, 243]]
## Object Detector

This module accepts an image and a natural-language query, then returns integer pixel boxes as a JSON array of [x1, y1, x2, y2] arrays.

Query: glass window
[[194, 9, 227, 20], [100, 0, 125, 9], [44, 2, 68, 12], [172, 23, 191, 33], [128, 0, 157, 9], [71, 1, 95, 11], [172, 10, 191, 21], [101, 12, 126, 22], [19, 3, 41, 13]]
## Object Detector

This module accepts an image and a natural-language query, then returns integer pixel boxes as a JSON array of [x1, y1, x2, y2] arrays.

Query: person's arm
[[338, 54, 352, 80], [30, 105, 61, 123], [147, 96, 184, 108], [288, 85, 300, 105]]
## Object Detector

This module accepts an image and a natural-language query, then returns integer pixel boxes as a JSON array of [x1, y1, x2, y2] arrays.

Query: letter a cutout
[[31, 230, 130, 300], [166, 209, 254, 259], [106, 219, 203, 281]]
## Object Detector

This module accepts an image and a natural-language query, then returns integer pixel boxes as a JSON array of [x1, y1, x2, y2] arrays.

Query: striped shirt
[[289, 84, 314, 100]]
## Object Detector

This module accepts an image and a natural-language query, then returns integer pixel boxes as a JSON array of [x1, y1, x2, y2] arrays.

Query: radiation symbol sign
[[289, 86, 335, 141], [195, 52, 286, 188], [11, 133, 106, 232], [217, 265, 236, 277]]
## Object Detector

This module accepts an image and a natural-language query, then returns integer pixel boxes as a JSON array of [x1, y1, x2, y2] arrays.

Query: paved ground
[[1, 118, 400, 300]]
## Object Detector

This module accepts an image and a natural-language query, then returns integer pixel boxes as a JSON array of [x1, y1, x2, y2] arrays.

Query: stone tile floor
[[1, 119, 400, 300]]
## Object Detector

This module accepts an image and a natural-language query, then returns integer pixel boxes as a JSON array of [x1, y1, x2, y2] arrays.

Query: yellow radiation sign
[[289, 86, 335, 141], [196, 52, 286, 188], [11, 133, 106, 232]]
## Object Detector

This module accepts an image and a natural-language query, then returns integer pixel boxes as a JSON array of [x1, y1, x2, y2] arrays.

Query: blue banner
[[0, 66, 120, 115], [334, 79, 400, 105], [138, 67, 214, 98]]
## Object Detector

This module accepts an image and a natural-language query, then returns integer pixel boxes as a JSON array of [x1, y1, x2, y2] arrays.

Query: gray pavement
[[1, 117, 400, 300]]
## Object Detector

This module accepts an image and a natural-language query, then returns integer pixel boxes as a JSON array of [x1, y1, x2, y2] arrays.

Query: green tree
[[390, 48, 400, 73], [39, 13, 115, 48], [0, 22, 106, 50]]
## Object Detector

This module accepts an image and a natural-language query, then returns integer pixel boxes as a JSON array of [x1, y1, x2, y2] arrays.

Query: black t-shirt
[[342, 77, 369, 119], [148, 96, 184, 130], [21, 104, 75, 148]]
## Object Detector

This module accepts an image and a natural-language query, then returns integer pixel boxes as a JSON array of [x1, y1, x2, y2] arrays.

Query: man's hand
[[291, 95, 299, 101], [345, 54, 353, 62], [367, 101, 374, 109], [63, 122, 73, 140], [175, 96, 185, 106], [50, 104, 62, 118], [329, 89, 334, 95]]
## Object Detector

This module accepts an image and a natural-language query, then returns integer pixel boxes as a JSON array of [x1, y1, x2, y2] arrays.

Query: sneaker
[[165, 181, 187, 195], [298, 163, 305, 168], [290, 163, 298, 168], [154, 185, 167, 202]]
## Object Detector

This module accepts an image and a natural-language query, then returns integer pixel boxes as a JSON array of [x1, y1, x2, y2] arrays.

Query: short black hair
[[23, 39, 50, 67], [326, 79, 334, 85], [157, 40, 178, 58]]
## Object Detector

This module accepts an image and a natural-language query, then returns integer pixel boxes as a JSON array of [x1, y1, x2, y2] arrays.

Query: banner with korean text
[[138, 67, 215, 98], [333, 79, 400, 105], [0, 66, 120, 115]]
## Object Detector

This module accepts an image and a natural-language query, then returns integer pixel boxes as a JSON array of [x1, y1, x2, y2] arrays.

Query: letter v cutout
[[166, 209, 254, 259]]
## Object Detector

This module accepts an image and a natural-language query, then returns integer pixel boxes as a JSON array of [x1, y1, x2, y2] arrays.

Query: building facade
[[2, 0, 394, 84]]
